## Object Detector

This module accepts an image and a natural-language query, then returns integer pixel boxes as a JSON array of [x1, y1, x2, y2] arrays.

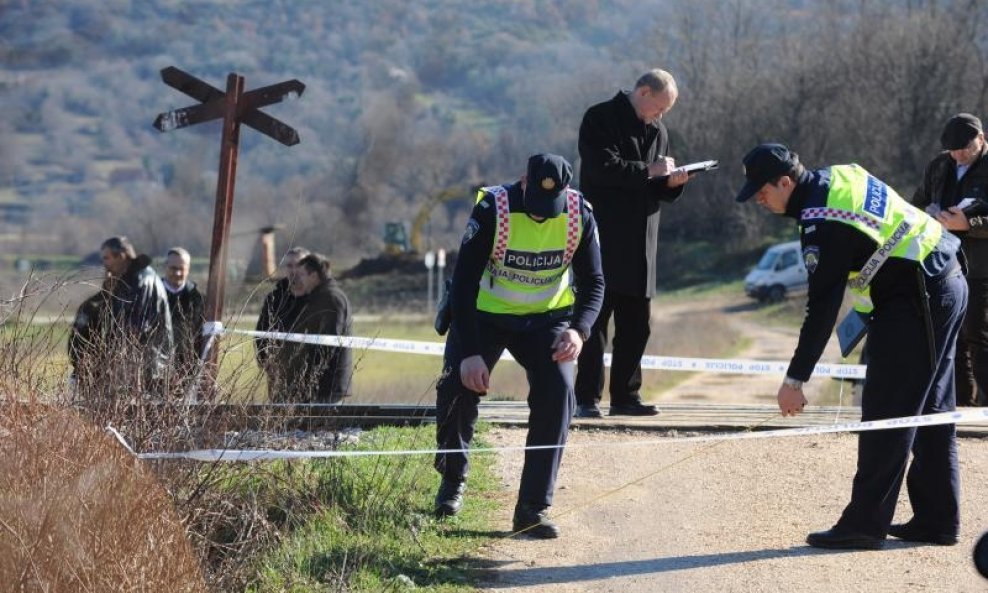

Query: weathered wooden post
[[153, 66, 304, 397]]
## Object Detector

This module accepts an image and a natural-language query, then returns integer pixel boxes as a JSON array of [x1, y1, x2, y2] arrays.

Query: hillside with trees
[[2, 0, 987, 280]]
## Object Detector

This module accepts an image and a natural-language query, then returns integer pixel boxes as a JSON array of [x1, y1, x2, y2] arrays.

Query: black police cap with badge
[[524, 153, 573, 218]]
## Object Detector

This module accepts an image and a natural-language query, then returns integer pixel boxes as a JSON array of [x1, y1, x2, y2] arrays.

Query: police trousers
[[435, 316, 574, 508], [575, 290, 651, 406], [835, 266, 967, 537]]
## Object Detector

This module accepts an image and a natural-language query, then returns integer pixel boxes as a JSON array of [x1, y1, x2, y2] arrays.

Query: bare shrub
[[0, 403, 207, 592], [0, 276, 320, 591]]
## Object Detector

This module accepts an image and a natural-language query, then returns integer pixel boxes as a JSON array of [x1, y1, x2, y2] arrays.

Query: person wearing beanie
[[912, 113, 988, 407]]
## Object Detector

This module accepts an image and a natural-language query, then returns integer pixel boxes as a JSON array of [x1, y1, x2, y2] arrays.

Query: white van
[[744, 240, 808, 302]]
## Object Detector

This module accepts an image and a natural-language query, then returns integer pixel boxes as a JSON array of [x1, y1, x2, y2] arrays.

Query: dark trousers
[[575, 290, 651, 406], [835, 268, 967, 537], [955, 277, 988, 406], [434, 317, 574, 508]]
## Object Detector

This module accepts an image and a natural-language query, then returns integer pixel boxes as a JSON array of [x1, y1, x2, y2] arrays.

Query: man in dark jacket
[[268, 253, 352, 403], [68, 279, 112, 394], [161, 247, 205, 385], [255, 246, 309, 371], [574, 69, 694, 417], [912, 113, 988, 407], [99, 236, 174, 395]]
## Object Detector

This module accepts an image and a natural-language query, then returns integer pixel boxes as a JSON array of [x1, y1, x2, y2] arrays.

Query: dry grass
[[0, 404, 207, 592], [0, 275, 339, 591]]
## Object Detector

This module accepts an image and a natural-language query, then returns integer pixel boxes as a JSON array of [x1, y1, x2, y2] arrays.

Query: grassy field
[[218, 304, 748, 406], [0, 284, 810, 593], [244, 425, 502, 592], [14, 289, 752, 406]]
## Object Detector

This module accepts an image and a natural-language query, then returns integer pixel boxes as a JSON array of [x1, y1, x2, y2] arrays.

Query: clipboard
[[836, 309, 869, 358], [676, 160, 719, 175]]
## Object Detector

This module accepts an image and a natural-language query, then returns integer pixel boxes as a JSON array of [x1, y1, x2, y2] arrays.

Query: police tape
[[230, 329, 867, 380], [111, 408, 988, 463]]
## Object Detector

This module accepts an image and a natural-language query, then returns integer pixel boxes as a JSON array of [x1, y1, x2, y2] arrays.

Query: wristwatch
[[782, 376, 804, 390]]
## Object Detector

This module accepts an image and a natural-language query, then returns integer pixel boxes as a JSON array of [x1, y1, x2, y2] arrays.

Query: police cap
[[735, 143, 799, 203], [524, 153, 573, 218]]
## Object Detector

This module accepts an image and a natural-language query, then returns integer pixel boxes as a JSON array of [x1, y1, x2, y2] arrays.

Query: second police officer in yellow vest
[[735, 143, 967, 550], [433, 154, 605, 538]]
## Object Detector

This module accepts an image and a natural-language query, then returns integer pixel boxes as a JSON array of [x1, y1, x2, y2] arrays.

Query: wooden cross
[[153, 66, 304, 392]]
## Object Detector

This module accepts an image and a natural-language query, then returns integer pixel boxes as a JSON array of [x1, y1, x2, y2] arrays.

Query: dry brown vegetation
[[0, 404, 208, 592], [0, 277, 337, 591]]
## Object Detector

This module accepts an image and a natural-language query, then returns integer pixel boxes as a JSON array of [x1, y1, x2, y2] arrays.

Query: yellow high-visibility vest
[[802, 164, 943, 313], [475, 185, 583, 315]]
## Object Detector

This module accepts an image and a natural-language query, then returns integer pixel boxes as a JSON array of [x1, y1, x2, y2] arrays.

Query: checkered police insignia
[[461, 218, 480, 244], [803, 246, 820, 274]]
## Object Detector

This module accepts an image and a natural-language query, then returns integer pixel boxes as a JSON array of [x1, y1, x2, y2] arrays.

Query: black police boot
[[512, 502, 560, 539], [434, 478, 466, 518], [574, 403, 602, 418], [806, 527, 884, 550], [608, 399, 659, 416], [888, 521, 958, 546]]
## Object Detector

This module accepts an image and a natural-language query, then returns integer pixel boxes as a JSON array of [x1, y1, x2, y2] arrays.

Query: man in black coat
[[161, 247, 205, 385], [255, 246, 309, 372], [99, 236, 174, 395], [574, 69, 694, 417], [912, 113, 988, 407], [268, 253, 353, 403], [68, 279, 112, 394]]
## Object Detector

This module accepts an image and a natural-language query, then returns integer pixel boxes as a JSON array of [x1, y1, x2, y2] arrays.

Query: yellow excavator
[[384, 185, 481, 255]]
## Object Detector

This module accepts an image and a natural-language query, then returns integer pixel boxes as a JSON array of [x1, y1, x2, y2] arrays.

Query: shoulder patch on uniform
[[803, 246, 820, 274], [478, 199, 491, 209], [461, 218, 480, 244]]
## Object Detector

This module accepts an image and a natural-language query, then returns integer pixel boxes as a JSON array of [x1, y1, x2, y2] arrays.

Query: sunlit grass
[[246, 425, 500, 593]]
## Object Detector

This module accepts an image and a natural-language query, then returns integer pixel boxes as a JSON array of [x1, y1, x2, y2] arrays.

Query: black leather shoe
[[806, 528, 884, 550], [512, 503, 560, 539], [609, 401, 659, 416], [574, 404, 602, 418], [888, 522, 958, 546], [434, 478, 465, 518]]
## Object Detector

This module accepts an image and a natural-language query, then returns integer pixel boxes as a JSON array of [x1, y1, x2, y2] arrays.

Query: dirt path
[[478, 293, 988, 592], [651, 295, 848, 407]]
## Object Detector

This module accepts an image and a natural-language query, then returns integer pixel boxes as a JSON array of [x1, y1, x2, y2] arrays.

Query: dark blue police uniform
[[434, 177, 604, 532], [786, 169, 967, 543]]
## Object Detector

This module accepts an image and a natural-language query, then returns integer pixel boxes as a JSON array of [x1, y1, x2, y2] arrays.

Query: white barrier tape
[[127, 408, 988, 462], [106, 425, 137, 456], [230, 329, 867, 380], [235, 329, 448, 357], [203, 321, 224, 337]]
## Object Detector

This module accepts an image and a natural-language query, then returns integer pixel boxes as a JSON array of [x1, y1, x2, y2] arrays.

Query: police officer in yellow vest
[[434, 153, 604, 538], [735, 143, 967, 550]]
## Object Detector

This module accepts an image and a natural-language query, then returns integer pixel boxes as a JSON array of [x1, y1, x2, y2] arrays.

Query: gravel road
[[480, 429, 988, 593], [477, 294, 988, 592]]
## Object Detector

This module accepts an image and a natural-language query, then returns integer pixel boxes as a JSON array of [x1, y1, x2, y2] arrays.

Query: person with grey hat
[[912, 113, 988, 407], [432, 153, 604, 538], [735, 143, 967, 550]]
